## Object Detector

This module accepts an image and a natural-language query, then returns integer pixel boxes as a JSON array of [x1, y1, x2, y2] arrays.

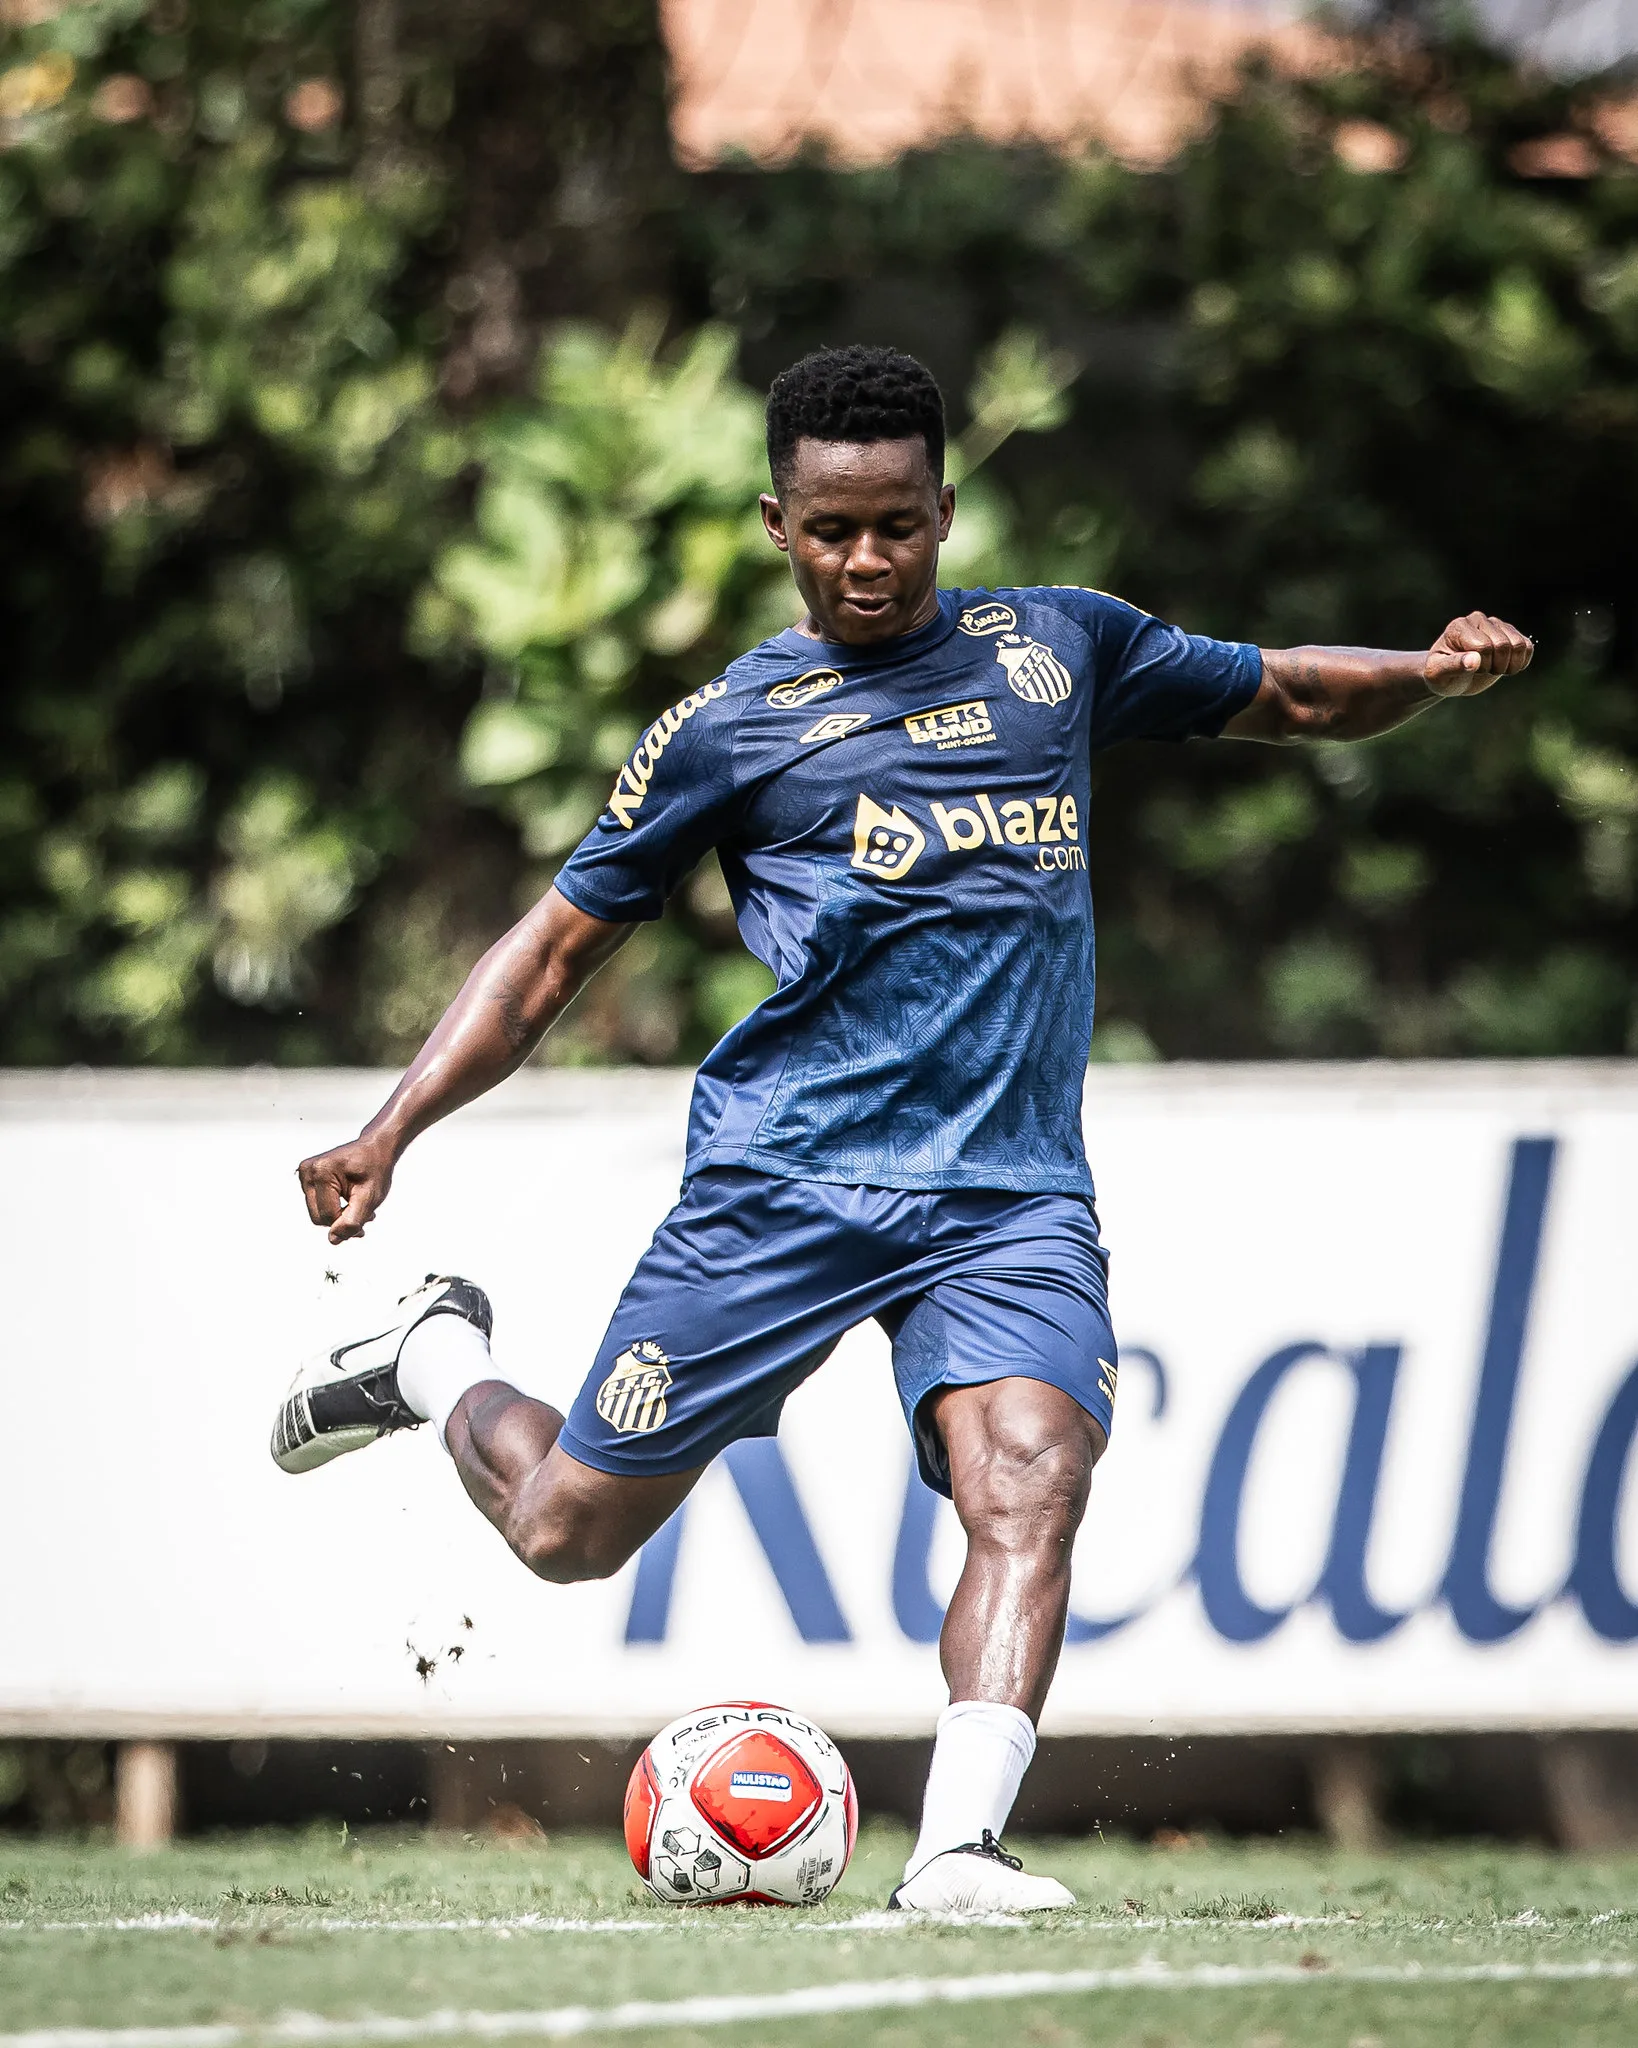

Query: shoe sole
[[270, 1390, 384, 1475]]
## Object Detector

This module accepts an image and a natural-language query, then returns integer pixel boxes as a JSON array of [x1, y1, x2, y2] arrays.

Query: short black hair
[[765, 345, 945, 496]]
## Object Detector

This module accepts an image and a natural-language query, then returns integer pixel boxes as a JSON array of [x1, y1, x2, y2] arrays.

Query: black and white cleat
[[270, 1274, 492, 1475], [888, 1829, 1074, 1914]]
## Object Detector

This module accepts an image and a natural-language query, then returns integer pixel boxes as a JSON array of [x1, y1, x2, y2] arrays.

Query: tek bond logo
[[904, 699, 996, 750]]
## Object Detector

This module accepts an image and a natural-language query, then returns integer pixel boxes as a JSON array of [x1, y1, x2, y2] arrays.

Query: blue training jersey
[[556, 587, 1261, 1197]]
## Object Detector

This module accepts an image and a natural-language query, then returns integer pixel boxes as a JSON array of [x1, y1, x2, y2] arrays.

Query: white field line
[[0, 1910, 1364, 1937], [2, 1958, 1636, 2047]]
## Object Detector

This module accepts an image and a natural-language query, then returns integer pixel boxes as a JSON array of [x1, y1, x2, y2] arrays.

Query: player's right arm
[[296, 890, 632, 1244], [299, 673, 743, 1242]]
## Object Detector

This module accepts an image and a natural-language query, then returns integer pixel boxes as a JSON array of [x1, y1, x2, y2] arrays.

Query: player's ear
[[759, 493, 790, 553], [937, 483, 956, 541]]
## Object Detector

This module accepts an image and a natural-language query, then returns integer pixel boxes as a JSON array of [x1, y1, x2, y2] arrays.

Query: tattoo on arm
[[1262, 649, 1324, 691], [1261, 648, 1338, 736], [1257, 645, 1435, 741], [491, 968, 532, 1055]]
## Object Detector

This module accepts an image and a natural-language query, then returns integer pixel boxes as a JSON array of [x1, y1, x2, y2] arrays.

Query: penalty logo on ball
[[625, 1701, 857, 1907]]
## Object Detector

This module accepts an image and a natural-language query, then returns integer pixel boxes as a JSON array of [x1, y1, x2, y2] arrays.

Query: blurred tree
[[0, 0, 677, 1063], [1, 13, 1634, 1065]]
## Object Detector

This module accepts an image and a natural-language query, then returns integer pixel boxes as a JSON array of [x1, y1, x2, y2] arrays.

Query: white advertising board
[[1, 1063, 1635, 1737]]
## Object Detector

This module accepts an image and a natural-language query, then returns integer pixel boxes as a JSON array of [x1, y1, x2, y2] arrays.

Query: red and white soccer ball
[[625, 1700, 858, 1907]]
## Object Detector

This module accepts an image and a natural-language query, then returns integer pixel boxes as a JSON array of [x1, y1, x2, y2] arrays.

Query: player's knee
[[507, 1508, 632, 1586], [957, 1418, 1097, 1551]]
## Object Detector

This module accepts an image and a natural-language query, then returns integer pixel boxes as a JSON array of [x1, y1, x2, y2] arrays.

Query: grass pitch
[[2, 1825, 1636, 2044]]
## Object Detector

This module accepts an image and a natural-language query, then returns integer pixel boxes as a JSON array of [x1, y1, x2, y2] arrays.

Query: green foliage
[[3, 14, 1636, 1065], [0, 0, 461, 1062]]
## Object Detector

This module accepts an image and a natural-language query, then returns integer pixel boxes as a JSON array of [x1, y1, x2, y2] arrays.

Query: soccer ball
[[624, 1700, 858, 1907]]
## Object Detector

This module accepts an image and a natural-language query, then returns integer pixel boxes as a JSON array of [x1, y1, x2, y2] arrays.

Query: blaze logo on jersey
[[930, 788, 1081, 859], [905, 699, 995, 750], [957, 601, 1017, 637], [608, 681, 728, 829], [595, 1341, 673, 1435], [994, 633, 1073, 706], [850, 794, 925, 880], [800, 711, 870, 744], [855, 788, 1085, 874], [768, 668, 843, 709]]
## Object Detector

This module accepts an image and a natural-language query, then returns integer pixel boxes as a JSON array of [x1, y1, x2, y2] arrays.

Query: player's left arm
[[1226, 613, 1534, 743]]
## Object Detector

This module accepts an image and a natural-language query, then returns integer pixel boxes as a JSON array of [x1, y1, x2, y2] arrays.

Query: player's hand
[[1424, 613, 1534, 697], [297, 1135, 396, 1244]]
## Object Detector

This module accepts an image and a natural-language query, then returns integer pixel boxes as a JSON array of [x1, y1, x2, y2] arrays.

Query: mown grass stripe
[[0, 1910, 1358, 1937], [2, 1957, 1635, 2045]]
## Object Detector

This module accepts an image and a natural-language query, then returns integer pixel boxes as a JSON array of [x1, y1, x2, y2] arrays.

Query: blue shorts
[[558, 1167, 1117, 1498]]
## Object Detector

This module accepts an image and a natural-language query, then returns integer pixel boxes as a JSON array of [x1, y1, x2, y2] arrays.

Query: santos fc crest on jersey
[[595, 1341, 673, 1435], [994, 633, 1072, 707]]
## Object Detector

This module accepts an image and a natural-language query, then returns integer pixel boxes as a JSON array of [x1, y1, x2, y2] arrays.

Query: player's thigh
[[555, 1166, 901, 1499], [885, 1200, 1117, 1502]]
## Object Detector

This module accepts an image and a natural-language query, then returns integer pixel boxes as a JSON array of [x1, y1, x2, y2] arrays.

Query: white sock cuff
[[937, 1699, 1037, 1764], [396, 1310, 493, 1448], [905, 1699, 1038, 1880]]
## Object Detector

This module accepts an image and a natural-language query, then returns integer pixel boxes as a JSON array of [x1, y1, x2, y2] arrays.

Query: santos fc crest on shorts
[[596, 1341, 673, 1435], [994, 633, 1073, 707]]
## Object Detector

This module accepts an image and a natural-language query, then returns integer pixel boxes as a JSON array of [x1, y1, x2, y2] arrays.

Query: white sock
[[905, 1700, 1037, 1880], [396, 1311, 494, 1448]]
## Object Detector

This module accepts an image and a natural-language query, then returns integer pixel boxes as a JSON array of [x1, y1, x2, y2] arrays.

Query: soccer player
[[277, 346, 1532, 1911]]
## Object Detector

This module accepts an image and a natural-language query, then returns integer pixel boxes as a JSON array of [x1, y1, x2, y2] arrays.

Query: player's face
[[760, 437, 956, 646]]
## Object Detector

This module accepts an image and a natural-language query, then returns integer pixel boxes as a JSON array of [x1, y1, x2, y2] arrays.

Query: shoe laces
[[968, 1828, 1022, 1870]]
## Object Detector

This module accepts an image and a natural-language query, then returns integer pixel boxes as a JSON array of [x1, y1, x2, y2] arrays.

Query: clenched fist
[[297, 1133, 397, 1244], [1425, 612, 1534, 698]]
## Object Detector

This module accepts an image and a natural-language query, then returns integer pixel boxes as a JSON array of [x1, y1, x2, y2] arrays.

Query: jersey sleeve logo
[[851, 794, 926, 880], [607, 682, 727, 829], [957, 601, 1017, 636], [995, 633, 1073, 707], [595, 1341, 673, 1434], [768, 668, 843, 708]]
